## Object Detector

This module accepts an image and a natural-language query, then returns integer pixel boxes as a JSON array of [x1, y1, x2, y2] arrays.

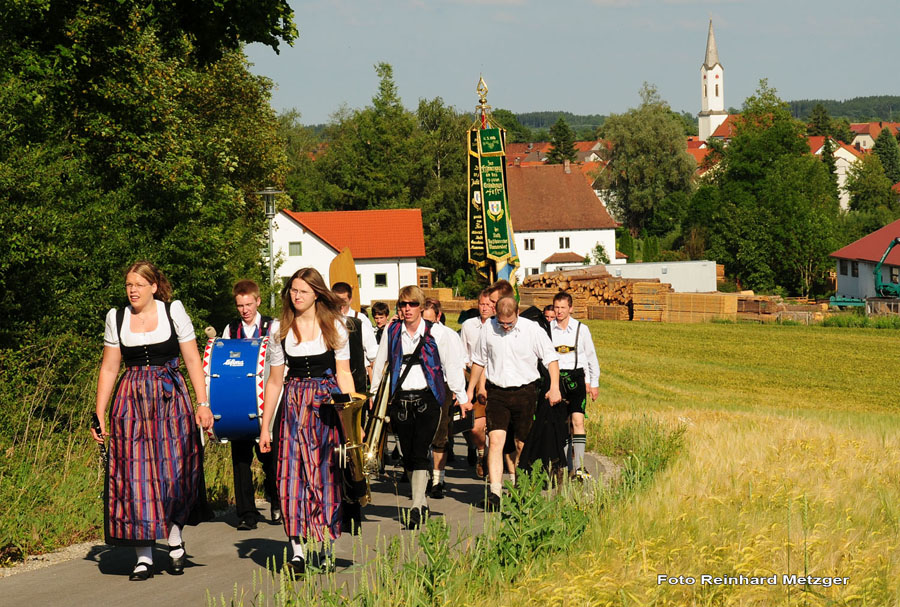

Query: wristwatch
[[197, 401, 211, 408]]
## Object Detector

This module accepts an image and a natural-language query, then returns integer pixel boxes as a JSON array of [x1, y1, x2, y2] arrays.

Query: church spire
[[704, 19, 720, 69]]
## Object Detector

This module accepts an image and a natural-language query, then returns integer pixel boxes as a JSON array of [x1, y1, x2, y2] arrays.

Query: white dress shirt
[[104, 300, 195, 347], [459, 316, 487, 366], [471, 316, 558, 388], [346, 309, 378, 363], [371, 319, 468, 404], [550, 318, 600, 388], [267, 320, 349, 367]]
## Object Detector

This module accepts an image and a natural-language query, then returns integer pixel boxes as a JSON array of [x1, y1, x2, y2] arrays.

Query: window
[[559, 236, 570, 249], [851, 261, 859, 278], [374, 273, 387, 288], [288, 242, 302, 256], [418, 273, 430, 288], [839, 260, 848, 276], [530, 268, 539, 275], [715, 84, 719, 97], [704, 84, 707, 98], [523, 238, 535, 251], [892, 267, 899, 284]]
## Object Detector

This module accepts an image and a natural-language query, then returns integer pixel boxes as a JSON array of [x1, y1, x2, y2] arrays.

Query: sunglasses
[[398, 301, 421, 308]]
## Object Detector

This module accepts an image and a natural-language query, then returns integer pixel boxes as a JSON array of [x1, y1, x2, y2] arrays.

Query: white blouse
[[267, 320, 350, 367], [103, 300, 195, 348]]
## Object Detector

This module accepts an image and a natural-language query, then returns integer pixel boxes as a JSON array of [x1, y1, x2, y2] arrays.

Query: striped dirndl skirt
[[105, 359, 204, 545], [277, 375, 343, 542]]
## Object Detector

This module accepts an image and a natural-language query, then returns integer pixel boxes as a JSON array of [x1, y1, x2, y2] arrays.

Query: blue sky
[[245, 0, 899, 125]]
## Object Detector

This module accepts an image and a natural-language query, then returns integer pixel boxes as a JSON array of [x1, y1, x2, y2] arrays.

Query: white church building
[[698, 20, 728, 143]]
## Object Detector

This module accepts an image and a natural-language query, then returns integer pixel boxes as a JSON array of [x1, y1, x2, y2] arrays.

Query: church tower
[[698, 19, 727, 142]]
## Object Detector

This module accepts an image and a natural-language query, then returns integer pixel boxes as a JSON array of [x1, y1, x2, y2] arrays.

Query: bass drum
[[202, 337, 274, 443]]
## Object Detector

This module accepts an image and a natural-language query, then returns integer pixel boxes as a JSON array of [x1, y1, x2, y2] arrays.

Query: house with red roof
[[830, 217, 900, 299], [807, 136, 864, 210], [506, 163, 621, 282], [849, 122, 900, 151], [273, 209, 426, 305]]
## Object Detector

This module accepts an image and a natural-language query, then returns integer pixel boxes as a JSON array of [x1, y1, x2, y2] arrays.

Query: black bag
[[450, 403, 474, 434]]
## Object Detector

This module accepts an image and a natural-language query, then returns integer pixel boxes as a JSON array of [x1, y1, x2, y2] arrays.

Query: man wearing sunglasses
[[465, 296, 561, 511], [371, 285, 469, 529]]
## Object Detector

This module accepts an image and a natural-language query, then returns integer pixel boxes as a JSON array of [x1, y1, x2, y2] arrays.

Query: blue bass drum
[[202, 337, 271, 442]]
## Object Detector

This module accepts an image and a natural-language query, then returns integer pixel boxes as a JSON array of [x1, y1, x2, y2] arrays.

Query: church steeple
[[698, 18, 726, 141], [704, 19, 720, 69]]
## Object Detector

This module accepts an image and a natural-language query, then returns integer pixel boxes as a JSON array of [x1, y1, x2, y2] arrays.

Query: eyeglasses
[[289, 288, 314, 297], [398, 301, 420, 308], [125, 282, 151, 290], [497, 319, 517, 329]]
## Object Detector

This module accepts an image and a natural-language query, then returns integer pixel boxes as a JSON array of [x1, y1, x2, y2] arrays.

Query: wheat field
[[493, 321, 900, 607]]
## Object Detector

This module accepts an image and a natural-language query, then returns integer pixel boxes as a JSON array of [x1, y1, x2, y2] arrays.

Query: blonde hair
[[124, 261, 173, 302], [397, 285, 425, 307], [278, 268, 347, 351]]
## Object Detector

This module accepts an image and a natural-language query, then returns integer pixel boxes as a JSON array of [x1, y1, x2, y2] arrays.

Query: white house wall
[[514, 228, 619, 284], [608, 260, 717, 292], [834, 260, 899, 299], [357, 258, 418, 305]]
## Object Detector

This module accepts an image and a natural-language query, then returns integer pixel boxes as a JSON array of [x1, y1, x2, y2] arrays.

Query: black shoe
[[271, 506, 283, 524], [467, 446, 477, 466], [405, 506, 429, 530], [446, 449, 456, 464], [479, 493, 501, 512], [430, 481, 445, 499], [237, 516, 257, 530], [399, 470, 410, 483], [129, 563, 154, 581], [390, 445, 401, 462], [286, 556, 306, 577], [168, 543, 186, 575]]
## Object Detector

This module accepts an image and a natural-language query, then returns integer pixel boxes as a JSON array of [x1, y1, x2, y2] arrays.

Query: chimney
[[514, 156, 520, 166], [564, 158, 571, 174]]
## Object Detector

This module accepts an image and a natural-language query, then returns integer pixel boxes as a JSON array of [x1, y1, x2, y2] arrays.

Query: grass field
[[483, 321, 900, 606]]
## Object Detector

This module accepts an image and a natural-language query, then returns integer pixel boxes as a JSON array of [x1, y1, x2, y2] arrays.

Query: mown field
[[482, 321, 900, 606]]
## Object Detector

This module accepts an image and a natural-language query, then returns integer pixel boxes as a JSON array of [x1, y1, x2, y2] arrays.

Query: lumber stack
[[632, 282, 673, 322], [664, 293, 738, 323], [587, 305, 629, 321], [520, 267, 663, 314]]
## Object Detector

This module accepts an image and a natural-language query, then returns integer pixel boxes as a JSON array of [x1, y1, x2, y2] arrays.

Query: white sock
[[135, 546, 153, 569], [432, 469, 441, 484], [490, 481, 502, 497], [167, 524, 184, 558], [411, 469, 429, 510], [572, 434, 587, 471], [509, 473, 516, 486], [290, 537, 306, 561]]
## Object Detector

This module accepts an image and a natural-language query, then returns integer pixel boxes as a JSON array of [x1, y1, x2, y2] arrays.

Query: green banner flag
[[467, 130, 487, 272]]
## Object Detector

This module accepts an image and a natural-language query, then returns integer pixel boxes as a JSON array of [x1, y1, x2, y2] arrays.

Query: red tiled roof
[[893, 182, 900, 194], [542, 252, 586, 264], [710, 114, 740, 139], [615, 250, 628, 259], [574, 141, 601, 152], [686, 147, 710, 165], [506, 164, 618, 232], [580, 161, 604, 187], [849, 122, 900, 137], [505, 142, 552, 157], [838, 141, 864, 158], [282, 209, 426, 259], [808, 136, 865, 159], [686, 136, 706, 149], [830, 217, 900, 265]]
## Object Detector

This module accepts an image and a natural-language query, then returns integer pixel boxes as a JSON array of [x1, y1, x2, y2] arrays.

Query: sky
[[245, 0, 900, 126]]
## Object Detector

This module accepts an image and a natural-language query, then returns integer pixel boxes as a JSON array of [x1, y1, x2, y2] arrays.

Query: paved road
[[1, 442, 613, 606]]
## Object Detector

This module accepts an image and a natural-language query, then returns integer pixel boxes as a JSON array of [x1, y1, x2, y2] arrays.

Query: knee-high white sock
[[167, 524, 184, 558], [411, 469, 429, 510], [135, 546, 153, 569], [489, 481, 502, 497], [572, 434, 587, 471], [290, 537, 306, 561]]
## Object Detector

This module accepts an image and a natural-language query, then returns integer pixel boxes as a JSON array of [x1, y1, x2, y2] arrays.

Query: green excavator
[[874, 236, 900, 298]]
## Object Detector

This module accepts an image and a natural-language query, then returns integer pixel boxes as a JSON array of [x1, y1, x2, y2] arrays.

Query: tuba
[[331, 392, 371, 507], [362, 360, 391, 477]]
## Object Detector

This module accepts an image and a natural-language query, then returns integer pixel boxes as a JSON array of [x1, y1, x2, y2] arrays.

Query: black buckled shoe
[[168, 542, 186, 575], [430, 481, 445, 499], [129, 563, 154, 581], [237, 516, 257, 531], [479, 492, 501, 512], [271, 506, 283, 524], [286, 556, 306, 577]]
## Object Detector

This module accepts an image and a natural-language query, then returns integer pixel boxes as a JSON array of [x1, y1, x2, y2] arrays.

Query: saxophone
[[362, 360, 391, 477]]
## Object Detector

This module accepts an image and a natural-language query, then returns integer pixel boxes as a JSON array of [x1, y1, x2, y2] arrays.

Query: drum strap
[[229, 315, 273, 339]]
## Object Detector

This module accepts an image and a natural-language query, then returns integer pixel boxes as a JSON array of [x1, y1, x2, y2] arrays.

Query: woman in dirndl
[[259, 267, 355, 575], [91, 261, 214, 581]]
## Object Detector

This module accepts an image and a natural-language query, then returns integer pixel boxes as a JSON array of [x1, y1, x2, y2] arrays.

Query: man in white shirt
[[332, 282, 378, 391], [457, 288, 494, 475], [465, 296, 561, 510], [371, 286, 469, 528], [221, 279, 280, 530], [551, 292, 601, 479]]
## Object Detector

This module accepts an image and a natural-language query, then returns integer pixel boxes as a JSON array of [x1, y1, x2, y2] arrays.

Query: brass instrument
[[332, 392, 371, 507], [362, 361, 391, 477]]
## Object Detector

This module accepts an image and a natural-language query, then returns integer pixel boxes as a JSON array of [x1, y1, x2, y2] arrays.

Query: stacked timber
[[664, 293, 738, 322], [587, 305, 629, 321], [520, 267, 663, 316], [737, 294, 777, 323], [632, 282, 673, 322]]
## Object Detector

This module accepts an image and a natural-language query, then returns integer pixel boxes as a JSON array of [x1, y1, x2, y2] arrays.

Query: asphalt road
[[1, 441, 614, 606]]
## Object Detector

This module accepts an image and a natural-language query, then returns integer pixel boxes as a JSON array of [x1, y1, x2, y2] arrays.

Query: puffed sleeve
[[267, 327, 286, 367], [334, 319, 350, 360], [169, 300, 196, 343], [103, 308, 119, 347]]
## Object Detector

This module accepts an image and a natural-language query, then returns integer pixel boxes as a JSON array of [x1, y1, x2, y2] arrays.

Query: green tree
[[683, 80, 840, 295], [807, 103, 831, 136], [616, 229, 634, 262], [642, 236, 660, 262], [873, 127, 900, 184], [491, 108, 532, 143], [598, 83, 695, 236], [820, 137, 840, 198], [844, 154, 896, 213], [589, 243, 610, 265], [546, 117, 578, 164]]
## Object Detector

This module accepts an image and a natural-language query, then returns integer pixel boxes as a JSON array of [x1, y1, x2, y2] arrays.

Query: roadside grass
[[487, 320, 900, 606]]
